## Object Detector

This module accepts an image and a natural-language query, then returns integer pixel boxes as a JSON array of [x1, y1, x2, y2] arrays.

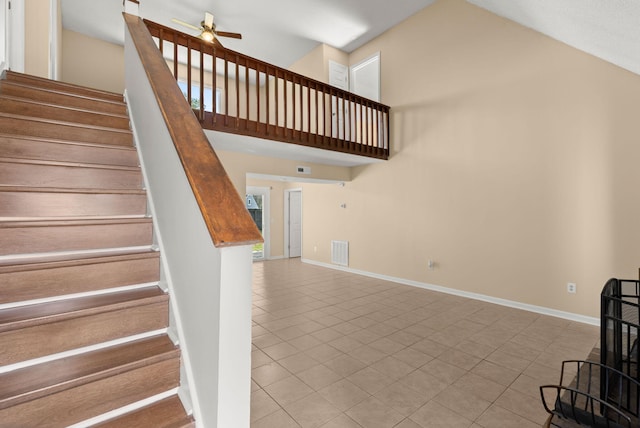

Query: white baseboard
[[301, 258, 599, 327], [267, 255, 285, 261]]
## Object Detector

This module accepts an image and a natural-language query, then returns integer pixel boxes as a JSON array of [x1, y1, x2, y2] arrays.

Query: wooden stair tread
[[0, 186, 146, 195], [0, 286, 166, 332], [0, 248, 160, 304], [3, 71, 125, 103], [0, 133, 137, 153], [0, 111, 132, 135], [0, 113, 133, 146], [0, 158, 143, 190], [0, 96, 130, 130], [0, 217, 151, 228], [0, 134, 139, 167], [0, 157, 140, 172], [0, 73, 190, 425], [0, 248, 158, 271], [95, 396, 195, 428], [0, 94, 128, 119], [0, 81, 128, 116], [0, 335, 177, 409]]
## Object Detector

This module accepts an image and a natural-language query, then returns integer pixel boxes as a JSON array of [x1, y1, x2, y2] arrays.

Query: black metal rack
[[601, 278, 640, 419], [540, 360, 639, 427]]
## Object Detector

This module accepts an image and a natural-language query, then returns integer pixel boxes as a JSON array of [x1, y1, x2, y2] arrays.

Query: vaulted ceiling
[[61, 0, 640, 75]]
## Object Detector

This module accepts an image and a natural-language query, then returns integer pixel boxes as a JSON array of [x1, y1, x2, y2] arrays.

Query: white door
[[0, 0, 7, 71], [7, 0, 25, 72], [329, 60, 348, 90], [329, 60, 349, 140], [288, 190, 302, 258]]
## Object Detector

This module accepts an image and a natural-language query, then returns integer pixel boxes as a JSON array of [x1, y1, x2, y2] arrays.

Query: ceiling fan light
[[201, 29, 215, 42]]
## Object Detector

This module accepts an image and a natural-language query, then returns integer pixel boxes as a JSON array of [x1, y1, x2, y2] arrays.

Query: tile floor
[[250, 259, 600, 428]]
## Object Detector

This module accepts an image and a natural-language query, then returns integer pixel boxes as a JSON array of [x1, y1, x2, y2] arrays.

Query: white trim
[[66, 388, 180, 428], [265, 255, 285, 261], [0, 0, 6, 72], [284, 188, 302, 259], [9, 0, 24, 72], [125, 88, 202, 423], [301, 258, 600, 326], [0, 245, 153, 262], [48, 0, 58, 80]]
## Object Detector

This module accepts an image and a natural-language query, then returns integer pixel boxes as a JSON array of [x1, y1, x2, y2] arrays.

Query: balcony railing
[[143, 19, 390, 160]]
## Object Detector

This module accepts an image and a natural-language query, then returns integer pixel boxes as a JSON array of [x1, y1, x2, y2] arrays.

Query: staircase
[[0, 71, 194, 427]]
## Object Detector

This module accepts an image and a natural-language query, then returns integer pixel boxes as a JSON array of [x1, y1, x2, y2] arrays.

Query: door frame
[[350, 52, 380, 102], [284, 188, 302, 259], [246, 186, 270, 260], [6, 0, 25, 72]]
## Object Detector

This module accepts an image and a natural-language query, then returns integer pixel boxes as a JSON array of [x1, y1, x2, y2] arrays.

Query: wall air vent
[[331, 240, 349, 266]]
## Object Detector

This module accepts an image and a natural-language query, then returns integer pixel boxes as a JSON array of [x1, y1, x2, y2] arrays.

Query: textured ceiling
[[468, 0, 640, 75], [60, 0, 640, 74], [61, 0, 436, 68]]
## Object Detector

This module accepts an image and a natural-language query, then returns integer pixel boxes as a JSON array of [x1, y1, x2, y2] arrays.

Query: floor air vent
[[331, 240, 349, 266]]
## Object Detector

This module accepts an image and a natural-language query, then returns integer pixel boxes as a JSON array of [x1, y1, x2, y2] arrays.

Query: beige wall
[[297, 0, 640, 318], [216, 150, 349, 259], [289, 43, 349, 84], [24, 0, 50, 77], [62, 29, 125, 93]]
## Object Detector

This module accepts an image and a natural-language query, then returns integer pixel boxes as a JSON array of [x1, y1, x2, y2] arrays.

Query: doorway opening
[[246, 186, 270, 261]]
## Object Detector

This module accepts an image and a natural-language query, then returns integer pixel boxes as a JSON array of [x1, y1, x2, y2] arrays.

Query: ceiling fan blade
[[171, 18, 201, 31], [215, 31, 242, 39], [204, 12, 214, 29]]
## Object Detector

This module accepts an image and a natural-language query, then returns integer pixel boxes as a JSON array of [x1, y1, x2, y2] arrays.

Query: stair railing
[[124, 12, 261, 428], [143, 19, 390, 160]]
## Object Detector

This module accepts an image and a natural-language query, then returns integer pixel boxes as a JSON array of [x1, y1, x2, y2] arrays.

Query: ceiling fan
[[171, 12, 242, 44]]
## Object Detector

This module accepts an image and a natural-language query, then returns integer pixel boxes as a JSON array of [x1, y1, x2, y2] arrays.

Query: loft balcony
[[143, 20, 390, 165]]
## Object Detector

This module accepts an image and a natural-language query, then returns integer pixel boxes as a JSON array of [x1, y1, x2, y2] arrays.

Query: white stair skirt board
[[331, 240, 349, 267]]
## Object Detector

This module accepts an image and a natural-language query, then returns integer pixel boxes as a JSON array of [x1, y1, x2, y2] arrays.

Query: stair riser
[[0, 83, 127, 115], [0, 115, 132, 147], [0, 357, 179, 428], [3, 72, 124, 103], [0, 136, 140, 167], [0, 222, 153, 256], [0, 161, 142, 189], [0, 97, 130, 129], [0, 256, 160, 304], [0, 191, 147, 217], [0, 301, 169, 364]]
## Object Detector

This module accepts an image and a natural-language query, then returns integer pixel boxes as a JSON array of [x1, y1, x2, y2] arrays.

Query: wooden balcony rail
[[125, 13, 262, 247], [143, 19, 390, 160]]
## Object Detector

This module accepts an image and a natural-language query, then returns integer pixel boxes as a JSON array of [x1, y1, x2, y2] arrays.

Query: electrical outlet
[[427, 259, 434, 270], [567, 283, 577, 294]]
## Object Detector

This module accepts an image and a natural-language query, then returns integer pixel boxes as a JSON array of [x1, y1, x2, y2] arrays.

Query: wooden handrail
[[124, 13, 262, 247], [143, 19, 390, 161]]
